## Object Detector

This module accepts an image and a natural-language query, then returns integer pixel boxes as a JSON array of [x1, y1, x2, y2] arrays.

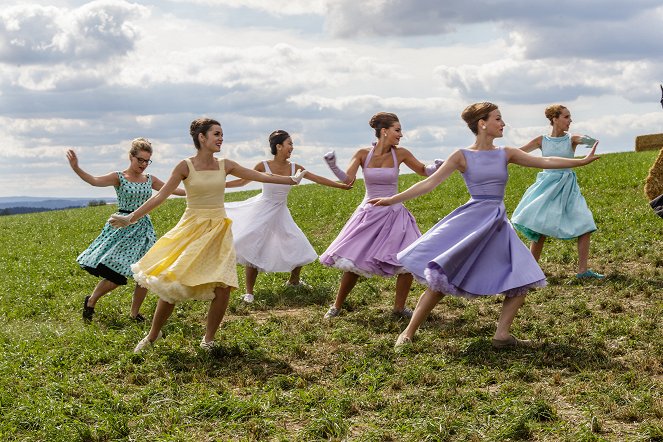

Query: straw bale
[[635, 133, 663, 152], [644, 147, 663, 200]]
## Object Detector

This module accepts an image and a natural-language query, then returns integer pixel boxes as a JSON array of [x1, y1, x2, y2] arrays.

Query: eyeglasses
[[133, 155, 152, 165]]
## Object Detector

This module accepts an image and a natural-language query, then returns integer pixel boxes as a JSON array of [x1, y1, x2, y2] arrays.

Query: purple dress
[[319, 146, 421, 277], [397, 148, 546, 298]]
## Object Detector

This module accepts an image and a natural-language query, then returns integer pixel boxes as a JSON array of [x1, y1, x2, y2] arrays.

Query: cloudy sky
[[1, 0, 662, 198]]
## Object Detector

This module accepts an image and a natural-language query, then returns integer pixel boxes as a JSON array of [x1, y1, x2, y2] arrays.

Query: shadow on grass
[[230, 286, 334, 314], [456, 338, 622, 372]]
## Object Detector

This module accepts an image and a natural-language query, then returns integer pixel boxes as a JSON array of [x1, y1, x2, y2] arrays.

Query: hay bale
[[644, 148, 663, 200], [635, 133, 663, 152]]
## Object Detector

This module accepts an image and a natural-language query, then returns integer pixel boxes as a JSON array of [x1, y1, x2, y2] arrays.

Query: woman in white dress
[[226, 130, 353, 302]]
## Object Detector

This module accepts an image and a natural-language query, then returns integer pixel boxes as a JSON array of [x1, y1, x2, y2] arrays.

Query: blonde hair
[[129, 137, 152, 156], [461, 102, 498, 135], [369, 112, 399, 138], [544, 104, 567, 126]]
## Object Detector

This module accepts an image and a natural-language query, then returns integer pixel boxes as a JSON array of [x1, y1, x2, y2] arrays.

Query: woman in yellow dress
[[110, 117, 305, 352]]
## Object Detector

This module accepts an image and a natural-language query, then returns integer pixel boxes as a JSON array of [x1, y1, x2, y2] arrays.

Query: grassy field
[[0, 150, 661, 441]]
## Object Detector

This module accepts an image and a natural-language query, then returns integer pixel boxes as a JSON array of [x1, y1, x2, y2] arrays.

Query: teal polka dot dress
[[77, 172, 157, 285]]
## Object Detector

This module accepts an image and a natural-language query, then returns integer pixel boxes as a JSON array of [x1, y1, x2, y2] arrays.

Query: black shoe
[[131, 313, 146, 323], [83, 296, 95, 322]]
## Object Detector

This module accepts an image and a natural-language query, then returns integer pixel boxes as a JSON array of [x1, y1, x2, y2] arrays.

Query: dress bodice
[[261, 161, 294, 203], [541, 134, 573, 173], [362, 146, 399, 200], [183, 158, 227, 210], [460, 148, 508, 199], [115, 172, 153, 211], [541, 134, 573, 158]]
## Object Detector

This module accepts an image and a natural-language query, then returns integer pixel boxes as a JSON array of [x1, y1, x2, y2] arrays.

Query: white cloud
[[0, 1, 149, 65], [168, 0, 326, 15]]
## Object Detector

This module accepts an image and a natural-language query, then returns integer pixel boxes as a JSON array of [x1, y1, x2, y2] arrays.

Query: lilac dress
[[319, 146, 421, 277], [397, 148, 546, 298]]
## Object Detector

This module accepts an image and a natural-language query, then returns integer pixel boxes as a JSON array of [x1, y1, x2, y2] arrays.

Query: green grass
[[0, 150, 661, 441]]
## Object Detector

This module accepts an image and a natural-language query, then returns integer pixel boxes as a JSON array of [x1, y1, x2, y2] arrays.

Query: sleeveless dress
[[77, 172, 156, 286], [225, 161, 317, 272], [397, 148, 546, 298], [131, 158, 238, 303], [319, 146, 421, 277], [511, 134, 597, 241]]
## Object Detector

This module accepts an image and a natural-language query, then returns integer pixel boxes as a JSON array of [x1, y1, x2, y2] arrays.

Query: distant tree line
[[0, 200, 106, 216]]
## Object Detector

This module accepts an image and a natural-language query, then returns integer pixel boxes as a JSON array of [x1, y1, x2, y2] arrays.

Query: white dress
[[225, 161, 318, 272]]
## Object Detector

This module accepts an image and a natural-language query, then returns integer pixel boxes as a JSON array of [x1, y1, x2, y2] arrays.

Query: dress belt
[[471, 195, 502, 200]]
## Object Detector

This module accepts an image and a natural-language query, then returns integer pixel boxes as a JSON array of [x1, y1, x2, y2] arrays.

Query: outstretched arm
[[506, 143, 600, 169], [225, 159, 301, 184], [152, 176, 186, 196], [519, 136, 543, 154], [110, 160, 188, 226], [369, 150, 464, 206], [225, 162, 265, 188], [66, 149, 119, 187], [400, 147, 444, 177], [300, 167, 353, 190]]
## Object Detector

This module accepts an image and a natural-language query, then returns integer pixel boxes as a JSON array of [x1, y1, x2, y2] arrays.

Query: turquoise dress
[[77, 172, 156, 285], [511, 134, 597, 242]]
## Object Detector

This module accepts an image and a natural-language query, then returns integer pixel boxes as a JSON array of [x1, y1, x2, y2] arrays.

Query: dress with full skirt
[[319, 146, 421, 277], [225, 161, 317, 272], [397, 148, 546, 298], [77, 172, 156, 286], [511, 134, 597, 241], [131, 158, 238, 304]]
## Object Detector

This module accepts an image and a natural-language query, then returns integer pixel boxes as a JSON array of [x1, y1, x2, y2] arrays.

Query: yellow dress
[[131, 158, 238, 303]]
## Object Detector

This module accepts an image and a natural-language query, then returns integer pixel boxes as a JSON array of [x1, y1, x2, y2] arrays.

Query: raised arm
[[518, 136, 543, 154], [323, 149, 364, 184], [506, 143, 599, 169], [369, 149, 464, 206], [152, 176, 186, 196], [66, 149, 119, 187]]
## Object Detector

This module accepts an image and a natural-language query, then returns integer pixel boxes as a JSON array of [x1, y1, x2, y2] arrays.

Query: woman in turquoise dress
[[511, 104, 603, 279], [67, 138, 185, 322]]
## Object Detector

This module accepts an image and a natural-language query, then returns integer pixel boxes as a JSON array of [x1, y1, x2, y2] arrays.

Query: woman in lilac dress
[[369, 102, 600, 349], [320, 112, 443, 319]]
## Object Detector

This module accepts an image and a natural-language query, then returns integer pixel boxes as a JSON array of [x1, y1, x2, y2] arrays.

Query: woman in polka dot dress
[[66, 138, 185, 322]]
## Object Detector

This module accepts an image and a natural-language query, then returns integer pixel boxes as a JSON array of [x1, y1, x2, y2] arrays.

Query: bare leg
[[204, 286, 231, 343], [87, 279, 119, 307], [333, 272, 360, 309], [529, 235, 546, 262], [147, 299, 175, 341], [245, 266, 258, 295], [493, 295, 526, 341], [400, 288, 444, 339], [577, 232, 591, 273], [288, 266, 303, 285], [130, 284, 148, 318], [393, 273, 414, 312]]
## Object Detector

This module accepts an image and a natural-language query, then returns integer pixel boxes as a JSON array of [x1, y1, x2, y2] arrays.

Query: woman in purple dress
[[320, 112, 443, 319], [369, 102, 600, 349]]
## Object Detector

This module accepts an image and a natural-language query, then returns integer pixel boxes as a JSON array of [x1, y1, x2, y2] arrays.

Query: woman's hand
[[109, 213, 135, 228], [290, 169, 307, 184], [367, 196, 393, 206], [582, 141, 600, 165], [66, 149, 79, 169]]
